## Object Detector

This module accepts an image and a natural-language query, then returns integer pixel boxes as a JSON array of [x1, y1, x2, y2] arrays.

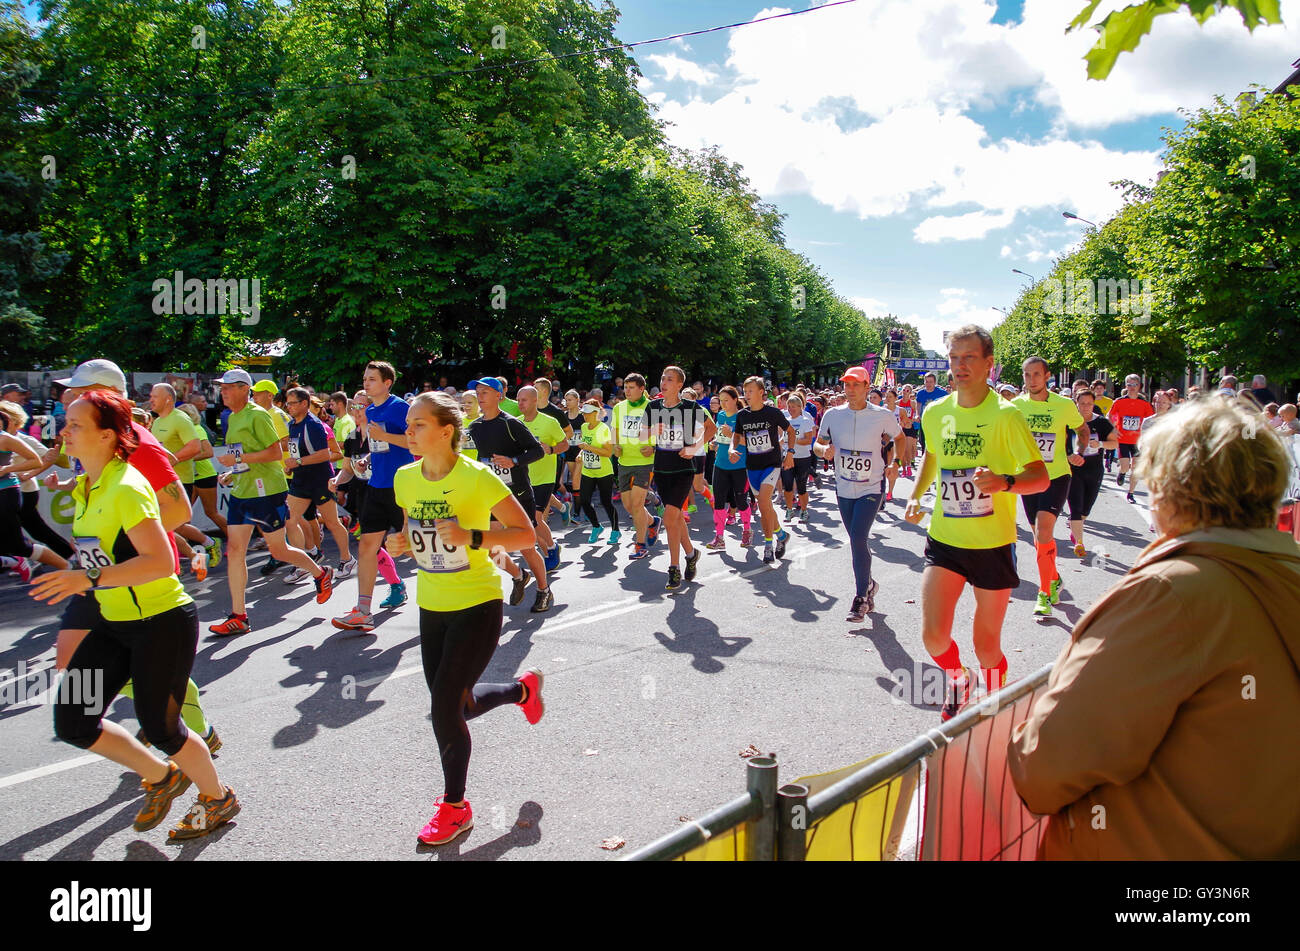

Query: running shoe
[[665, 566, 682, 591], [509, 570, 529, 605], [135, 725, 222, 756], [1068, 530, 1076, 546], [208, 614, 250, 636], [544, 546, 560, 572], [588, 526, 604, 544], [15, 558, 33, 583], [285, 566, 311, 585], [259, 557, 284, 576], [168, 786, 240, 841], [249, 536, 267, 552], [629, 543, 651, 561], [337, 557, 357, 579], [190, 552, 208, 582], [332, 607, 376, 631], [379, 581, 407, 610], [886, 490, 893, 502], [350, 523, 362, 540], [647, 515, 662, 547], [608, 530, 621, 545], [612, 491, 621, 502], [774, 529, 789, 559], [687, 502, 697, 514], [727, 510, 736, 525], [1033, 591, 1052, 617], [1126, 491, 1136, 504], [865, 577, 879, 614], [940, 669, 973, 722], [204, 541, 223, 569], [683, 512, 691, 524], [741, 527, 753, 547], [417, 797, 473, 846], [1049, 577, 1062, 604], [845, 596, 867, 623], [763, 543, 775, 568], [1117, 471, 1125, 486], [684, 548, 700, 582], [706, 533, 726, 551], [313, 565, 335, 604], [1073, 542, 1086, 558], [516, 668, 544, 724], [307, 547, 322, 562], [703, 488, 715, 508], [134, 762, 192, 832], [800, 508, 809, 523], [560, 499, 573, 525], [530, 586, 554, 613]]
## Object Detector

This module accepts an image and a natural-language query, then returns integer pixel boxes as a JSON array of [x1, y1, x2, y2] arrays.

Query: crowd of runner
[[7, 326, 1297, 847]]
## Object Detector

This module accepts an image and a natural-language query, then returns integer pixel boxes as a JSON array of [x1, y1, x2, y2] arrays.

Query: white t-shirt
[[15, 431, 44, 493], [785, 412, 816, 459], [817, 403, 903, 500]]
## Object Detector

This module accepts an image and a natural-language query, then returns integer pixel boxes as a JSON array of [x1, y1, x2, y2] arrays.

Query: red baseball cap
[[840, 367, 869, 383]]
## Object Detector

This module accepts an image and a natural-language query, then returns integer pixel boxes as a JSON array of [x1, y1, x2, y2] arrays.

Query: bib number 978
[[407, 519, 469, 573]]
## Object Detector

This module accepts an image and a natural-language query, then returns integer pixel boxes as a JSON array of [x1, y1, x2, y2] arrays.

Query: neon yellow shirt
[[150, 409, 202, 483], [271, 406, 292, 464], [1093, 395, 1114, 415], [224, 403, 289, 499], [333, 414, 356, 446], [393, 456, 510, 612], [73, 458, 193, 622], [610, 397, 655, 464], [521, 412, 565, 486], [578, 421, 614, 478], [920, 389, 1041, 549], [1012, 391, 1085, 480], [460, 414, 479, 461]]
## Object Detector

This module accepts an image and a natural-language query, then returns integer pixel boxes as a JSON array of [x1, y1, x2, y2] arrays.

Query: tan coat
[[1008, 527, 1300, 859]]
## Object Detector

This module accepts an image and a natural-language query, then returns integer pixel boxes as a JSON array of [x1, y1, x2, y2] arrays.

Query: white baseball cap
[[215, 369, 254, 386], [56, 359, 127, 395]]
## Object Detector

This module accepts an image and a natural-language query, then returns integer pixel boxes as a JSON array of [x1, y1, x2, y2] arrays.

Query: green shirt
[[611, 397, 655, 465], [1011, 391, 1086, 481], [224, 402, 289, 499], [150, 408, 203, 483], [73, 458, 193, 622], [521, 412, 566, 486], [500, 397, 520, 417], [333, 414, 356, 445], [393, 456, 511, 612], [578, 422, 615, 478]]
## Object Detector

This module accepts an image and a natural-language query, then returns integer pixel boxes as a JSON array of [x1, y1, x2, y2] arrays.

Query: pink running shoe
[[417, 797, 474, 846], [517, 668, 545, 725]]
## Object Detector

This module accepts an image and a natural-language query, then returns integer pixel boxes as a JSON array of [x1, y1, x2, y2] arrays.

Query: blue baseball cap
[[469, 378, 504, 394]]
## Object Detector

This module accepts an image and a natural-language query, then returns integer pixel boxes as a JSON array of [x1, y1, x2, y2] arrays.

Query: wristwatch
[[1003, 474, 1017, 492], [85, 566, 102, 588], [470, 529, 484, 551]]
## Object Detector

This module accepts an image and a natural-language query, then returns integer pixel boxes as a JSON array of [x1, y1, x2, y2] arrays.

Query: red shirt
[[128, 422, 181, 572], [1109, 397, 1154, 445]]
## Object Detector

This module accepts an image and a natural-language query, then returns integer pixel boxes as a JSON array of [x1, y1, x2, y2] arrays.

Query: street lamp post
[[1062, 211, 1098, 227]]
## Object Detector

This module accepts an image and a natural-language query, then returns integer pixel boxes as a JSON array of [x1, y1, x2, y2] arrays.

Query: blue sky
[[612, 0, 1300, 349]]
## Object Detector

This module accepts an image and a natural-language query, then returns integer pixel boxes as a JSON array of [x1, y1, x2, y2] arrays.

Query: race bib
[[658, 425, 685, 450], [939, 468, 993, 518], [621, 414, 645, 441], [581, 449, 601, 470], [489, 460, 512, 480], [225, 443, 249, 473], [74, 535, 112, 570], [1033, 432, 1056, 462], [746, 429, 773, 454], [836, 449, 874, 483], [1122, 415, 1141, 431], [1083, 437, 1101, 457], [407, 518, 469, 573], [714, 425, 732, 447], [368, 434, 389, 453], [461, 431, 476, 452], [288, 439, 301, 462]]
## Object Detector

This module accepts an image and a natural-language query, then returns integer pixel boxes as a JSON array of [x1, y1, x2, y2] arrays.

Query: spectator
[[1277, 404, 1300, 436], [1008, 397, 1300, 859], [1250, 374, 1276, 405], [1217, 374, 1238, 397]]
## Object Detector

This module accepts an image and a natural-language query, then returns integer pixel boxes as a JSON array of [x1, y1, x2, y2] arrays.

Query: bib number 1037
[[407, 519, 469, 572]]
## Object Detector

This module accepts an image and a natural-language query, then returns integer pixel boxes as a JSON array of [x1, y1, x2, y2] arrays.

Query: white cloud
[[849, 296, 889, 315], [646, 52, 718, 85], [915, 209, 1016, 243]]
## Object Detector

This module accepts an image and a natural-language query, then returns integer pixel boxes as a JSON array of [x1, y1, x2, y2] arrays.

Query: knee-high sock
[[377, 547, 400, 585], [1036, 540, 1057, 594]]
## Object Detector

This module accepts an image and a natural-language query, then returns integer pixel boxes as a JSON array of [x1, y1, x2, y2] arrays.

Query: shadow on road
[[420, 801, 544, 861]]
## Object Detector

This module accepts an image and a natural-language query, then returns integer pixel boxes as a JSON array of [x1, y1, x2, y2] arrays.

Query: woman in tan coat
[[1008, 397, 1300, 859]]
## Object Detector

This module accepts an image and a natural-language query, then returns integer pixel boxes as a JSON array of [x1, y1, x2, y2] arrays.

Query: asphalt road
[[0, 463, 1158, 861]]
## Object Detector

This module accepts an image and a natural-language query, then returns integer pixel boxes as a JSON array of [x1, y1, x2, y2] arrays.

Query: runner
[[563, 389, 585, 513], [459, 391, 480, 460], [897, 384, 918, 476], [533, 378, 575, 524], [35, 389, 238, 840], [648, 367, 713, 590], [208, 369, 334, 636], [466, 378, 553, 612], [780, 393, 817, 523], [913, 372, 948, 456], [517, 385, 569, 572], [574, 399, 619, 543], [386, 392, 543, 846], [681, 387, 716, 523], [1066, 389, 1118, 558], [0, 402, 75, 564], [1011, 357, 1090, 618], [247, 380, 296, 574], [814, 367, 904, 621], [284, 386, 355, 582], [903, 325, 1048, 720], [1108, 373, 1154, 503], [333, 362, 413, 631], [149, 384, 222, 570], [1090, 381, 1115, 472], [707, 385, 753, 551], [0, 407, 62, 578], [731, 376, 794, 568], [177, 402, 227, 537], [610, 373, 661, 561]]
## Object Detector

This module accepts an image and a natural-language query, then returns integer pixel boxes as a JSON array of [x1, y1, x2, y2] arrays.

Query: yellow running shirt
[[919, 389, 1041, 549], [521, 412, 565, 486], [393, 456, 511, 612], [460, 415, 479, 461], [578, 421, 615, 478], [1093, 395, 1113, 415], [1011, 391, 1085, 481], [73, 458, 193, 622], [150, 408, 203, 483]]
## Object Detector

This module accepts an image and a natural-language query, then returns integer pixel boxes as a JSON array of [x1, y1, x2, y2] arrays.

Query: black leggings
[[21, 490, 74, 559], [54, 602, 199, 757], [712, 466, 751, 512], [0, 485, 32, 559], [579, 473, 619, 530], [1067, 462, 1104, 520], [419, 602, 523, 803]]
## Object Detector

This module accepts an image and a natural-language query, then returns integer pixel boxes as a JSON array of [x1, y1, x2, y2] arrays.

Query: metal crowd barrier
[[623, 663, 1055, 861]]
